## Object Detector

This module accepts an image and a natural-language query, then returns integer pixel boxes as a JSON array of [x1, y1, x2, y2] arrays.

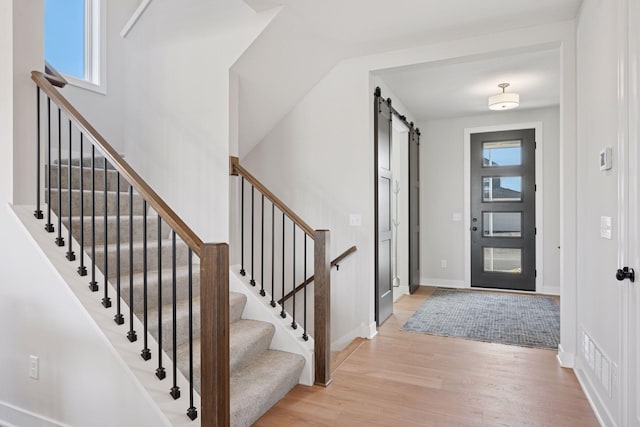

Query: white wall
[[418, 107, 560, 293], [574, 0, 624, 424], [242, 22, 574, 348], [61, 1, 276, 244], [0, 2, 171, 425]]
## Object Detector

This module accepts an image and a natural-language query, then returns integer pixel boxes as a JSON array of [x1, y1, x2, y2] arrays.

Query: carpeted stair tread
[[230, 350, 305, 427], [48, 188, 146, 217], [48, 163, 128, 192], [93, 238, 190, 276], [120, 266, 201, 313], [174, 318, 276, 387], [229, 319, 275, 373], [63, 215, 165, 245], [146, 292, 247, 352], [229, 292, 247, 323]]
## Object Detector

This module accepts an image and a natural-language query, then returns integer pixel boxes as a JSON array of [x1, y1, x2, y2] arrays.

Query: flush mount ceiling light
[[488, 83, 519, 110]]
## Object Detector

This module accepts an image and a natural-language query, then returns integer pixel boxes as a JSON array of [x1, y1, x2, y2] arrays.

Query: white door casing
[[625, 0, 640, 424]]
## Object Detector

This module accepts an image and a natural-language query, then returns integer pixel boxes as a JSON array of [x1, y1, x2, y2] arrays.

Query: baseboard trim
[[556, 344, 575, 368], [0, 400, 68, 427], [332, 322, 377, 351], [420, 278, 467, 288], [574, 364, 616, 427]]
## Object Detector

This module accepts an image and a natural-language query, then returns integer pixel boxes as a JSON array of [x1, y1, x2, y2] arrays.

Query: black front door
[[470, 129, 536, 291]]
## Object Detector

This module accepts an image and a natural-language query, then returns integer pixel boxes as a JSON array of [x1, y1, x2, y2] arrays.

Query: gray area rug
[[402, 288, 560, 350]]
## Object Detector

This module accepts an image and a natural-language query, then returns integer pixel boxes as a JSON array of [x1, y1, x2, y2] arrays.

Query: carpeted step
[[147, 296, 200, 354], [229, 320, 274, 373], [230, 350, 305, 427], [147, 292, 250, 354], [48, 188, 146, 217], [175, 318, 275, 385], [229, 292, 246, 323], [62, 215, 166, 246], [56, 156, 118, 169], [118, 266, 201, 313], [93, 238, 190, 277], [48, 164, 128, 192]]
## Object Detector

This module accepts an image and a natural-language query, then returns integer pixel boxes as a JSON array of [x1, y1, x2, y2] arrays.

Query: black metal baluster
[[45, 97, 54, 233], [156, 215, 166, 380], [260, 194, 265, 297], [250, 186, 255, 286], [291, 223, 297, 329], [186, 249, 197, 420], [55, 108, 64, 246], [77, 133, 87, 276], [270, 204, 276, 308], [141, 201, 151, 360], [240, 177, 245, 276], [281, 213, 286, 318], [34, 87, 43, 219], [170, 231, 180, 399], [65, 120, 75, 261], [89, 146, 98, 292], [127, 185, 137, 342], [303, 234, 308, 341], [114, 172, 124, 325], [102, 158, 111, 308]]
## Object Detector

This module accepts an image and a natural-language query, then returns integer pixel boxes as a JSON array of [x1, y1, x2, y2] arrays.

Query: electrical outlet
[[441, 260, 447, 268], [452, 213, 462, 222], [349, 214, 362, 227], [29, 355, 39, 380]]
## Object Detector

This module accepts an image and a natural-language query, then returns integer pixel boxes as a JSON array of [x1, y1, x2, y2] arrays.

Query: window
[[45, 0, 106, 93]]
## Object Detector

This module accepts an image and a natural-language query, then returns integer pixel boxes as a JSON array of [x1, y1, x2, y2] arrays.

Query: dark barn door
[[375, 90, 393, 325], [408, 126, 420, 294]]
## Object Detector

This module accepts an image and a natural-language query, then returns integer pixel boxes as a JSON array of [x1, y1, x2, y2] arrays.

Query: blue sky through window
[[45, 0, 85, 79]]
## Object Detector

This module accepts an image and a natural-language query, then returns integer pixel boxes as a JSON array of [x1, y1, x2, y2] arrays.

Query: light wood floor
[[256, 286, 598, 427]]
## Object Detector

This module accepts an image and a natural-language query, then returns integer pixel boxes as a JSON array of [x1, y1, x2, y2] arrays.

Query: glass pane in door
[[483, 212, 522, 237], [483, 247, 522, 274], [483, 176, 522, 201], [483, 140, 521, 167]]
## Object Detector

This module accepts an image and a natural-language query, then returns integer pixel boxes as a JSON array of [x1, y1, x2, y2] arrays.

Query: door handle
[[471, 226, 478, 231], [616, 267, 635, 282]]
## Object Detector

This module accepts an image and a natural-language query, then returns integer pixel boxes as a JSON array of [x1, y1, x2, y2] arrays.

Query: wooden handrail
[[279, 245, 357, 305], [230, 156, 315, 237], [31, 70, 204, 256], [44, 61, 68, 88]]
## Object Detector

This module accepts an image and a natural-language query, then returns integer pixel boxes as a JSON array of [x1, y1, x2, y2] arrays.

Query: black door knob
[[616, 267, 635, 282], [472, 226, 478, 231]]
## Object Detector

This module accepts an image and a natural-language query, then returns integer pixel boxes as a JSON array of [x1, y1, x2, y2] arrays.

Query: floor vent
[[582, 329, 613, 397]]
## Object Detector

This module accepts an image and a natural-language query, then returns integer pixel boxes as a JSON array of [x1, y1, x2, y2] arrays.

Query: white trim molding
[[0, 400, 69, 427], [463, 121, 545, 293], [120, 0, 153, 39]]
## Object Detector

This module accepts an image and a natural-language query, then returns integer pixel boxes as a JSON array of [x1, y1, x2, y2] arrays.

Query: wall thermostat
[[599, 147, 612, 171]]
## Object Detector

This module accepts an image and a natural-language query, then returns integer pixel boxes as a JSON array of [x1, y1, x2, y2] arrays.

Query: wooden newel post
[[314, 229, 332, 387], [200, 243, 230, 426]]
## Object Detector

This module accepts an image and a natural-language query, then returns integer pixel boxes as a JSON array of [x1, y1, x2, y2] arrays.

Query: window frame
[[49, 0, 107, 94]]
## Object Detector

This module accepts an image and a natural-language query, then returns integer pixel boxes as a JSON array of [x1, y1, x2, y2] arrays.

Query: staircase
[[47, 159, 304, 425]]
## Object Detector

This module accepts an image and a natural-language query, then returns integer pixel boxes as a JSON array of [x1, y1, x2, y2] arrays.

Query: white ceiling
[[375, 48, 561, 121], [286, 0, 582, 55], [237, 0, 581, 155]]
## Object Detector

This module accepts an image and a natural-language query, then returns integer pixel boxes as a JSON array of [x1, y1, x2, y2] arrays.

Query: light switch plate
[[452, 213, 462, 222]]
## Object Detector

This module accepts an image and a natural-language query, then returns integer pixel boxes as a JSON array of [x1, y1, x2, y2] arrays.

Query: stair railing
[[31, 70, 229, 425], [230, 156, 351, 386], [278, 245, 357, 306]]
